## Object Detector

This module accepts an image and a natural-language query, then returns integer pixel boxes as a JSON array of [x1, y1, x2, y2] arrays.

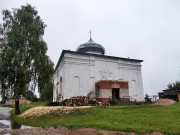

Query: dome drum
[[77, 46, 105, 55]]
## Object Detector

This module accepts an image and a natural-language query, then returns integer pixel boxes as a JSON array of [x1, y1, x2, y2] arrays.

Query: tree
[[25, 90, 38, 101], [0, 4, 54, 114], [40, 81, 53, 102], [167, 81, 180, 89]]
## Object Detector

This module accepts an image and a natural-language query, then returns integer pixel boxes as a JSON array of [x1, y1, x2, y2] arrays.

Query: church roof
[[76, 38, 105, 55], [55, 50, 143, 71]]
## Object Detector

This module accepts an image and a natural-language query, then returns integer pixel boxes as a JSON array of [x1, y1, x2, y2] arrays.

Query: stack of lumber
[[61, 96, 100, 106]]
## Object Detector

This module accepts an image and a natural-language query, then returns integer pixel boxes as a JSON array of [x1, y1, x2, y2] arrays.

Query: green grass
[[11, 103, 180, 134]]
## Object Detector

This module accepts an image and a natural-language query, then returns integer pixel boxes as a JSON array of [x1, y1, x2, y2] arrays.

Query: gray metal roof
[[76, 38, 105, 55]]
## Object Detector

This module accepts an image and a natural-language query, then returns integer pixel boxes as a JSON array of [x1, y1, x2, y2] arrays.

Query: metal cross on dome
[[89, 30, 92, 39], [88, 30, 95, 43]]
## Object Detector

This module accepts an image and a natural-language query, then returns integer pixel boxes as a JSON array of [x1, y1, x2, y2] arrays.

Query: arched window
[[56, 87, 58, 101], [60, 76, 62, 96], [73, 76, 80, 96], [131, 80, 138, 97]]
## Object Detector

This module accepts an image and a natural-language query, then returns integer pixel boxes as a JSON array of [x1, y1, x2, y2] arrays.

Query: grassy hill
[[11, 103, 180, 134]]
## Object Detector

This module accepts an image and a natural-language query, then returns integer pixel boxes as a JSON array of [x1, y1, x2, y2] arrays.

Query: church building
[[53, 34, 144, 103]]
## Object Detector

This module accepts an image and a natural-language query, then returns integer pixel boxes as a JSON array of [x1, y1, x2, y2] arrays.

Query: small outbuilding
[[158, 89, 180, 102]]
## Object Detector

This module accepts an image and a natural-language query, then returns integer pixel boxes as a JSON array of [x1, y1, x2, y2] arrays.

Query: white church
[[53, 34, 144, 103]]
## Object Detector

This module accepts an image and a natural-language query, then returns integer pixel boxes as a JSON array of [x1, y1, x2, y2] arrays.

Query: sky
[[0, 0, 180, 96]]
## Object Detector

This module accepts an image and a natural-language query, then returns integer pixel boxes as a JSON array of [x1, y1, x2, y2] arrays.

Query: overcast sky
[[1, 0, 180, 96]]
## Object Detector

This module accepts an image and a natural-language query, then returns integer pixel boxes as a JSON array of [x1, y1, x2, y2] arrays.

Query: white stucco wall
[[53, 51, 144, 102]]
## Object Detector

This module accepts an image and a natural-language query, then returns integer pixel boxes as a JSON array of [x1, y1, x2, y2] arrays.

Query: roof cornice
[[55, 50, 143, 71]]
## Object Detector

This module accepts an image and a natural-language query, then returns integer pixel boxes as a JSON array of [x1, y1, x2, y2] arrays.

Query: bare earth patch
[[152, 99, 176, 106], [19, 106, 90, 118], [0, 126, 164, 135]]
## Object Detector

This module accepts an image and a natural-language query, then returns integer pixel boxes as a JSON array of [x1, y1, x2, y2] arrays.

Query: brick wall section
[[95, 80, 128, 90]]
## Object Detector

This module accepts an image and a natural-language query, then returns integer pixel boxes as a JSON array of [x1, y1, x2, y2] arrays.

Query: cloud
[[0, 0, 180, 96]]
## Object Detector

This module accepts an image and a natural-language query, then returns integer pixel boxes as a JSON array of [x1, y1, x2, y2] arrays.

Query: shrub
[[144, 94, 151, 103]]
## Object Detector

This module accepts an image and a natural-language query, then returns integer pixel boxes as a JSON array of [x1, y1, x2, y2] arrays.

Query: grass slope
[[11, 103, 180, 134]]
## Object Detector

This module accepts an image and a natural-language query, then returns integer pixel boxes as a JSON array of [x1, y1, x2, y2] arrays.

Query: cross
[[89, 30, 92, 38]]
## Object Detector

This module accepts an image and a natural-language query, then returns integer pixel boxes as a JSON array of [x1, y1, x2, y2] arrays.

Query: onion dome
[[76, 32, 105, 55]]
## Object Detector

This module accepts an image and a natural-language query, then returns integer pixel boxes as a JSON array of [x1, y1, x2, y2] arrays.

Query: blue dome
[[76, 38, 105, 55]]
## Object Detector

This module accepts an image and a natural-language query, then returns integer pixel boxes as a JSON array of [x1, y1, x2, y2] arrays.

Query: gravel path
[[0, 126, 164, 135], [0, 107, 12, 120], [0, 107, 12, 130]]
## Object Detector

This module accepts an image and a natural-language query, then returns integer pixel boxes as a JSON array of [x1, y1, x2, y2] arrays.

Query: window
[[60, 77, 62, 95], [96, 86, 100, 98]]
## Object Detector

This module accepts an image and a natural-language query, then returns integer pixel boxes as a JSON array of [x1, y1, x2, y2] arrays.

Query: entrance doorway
[[112, 88, 120, 99]]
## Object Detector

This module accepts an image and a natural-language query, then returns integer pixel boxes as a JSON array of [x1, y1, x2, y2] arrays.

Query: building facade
[[53, 37, 144, 102]]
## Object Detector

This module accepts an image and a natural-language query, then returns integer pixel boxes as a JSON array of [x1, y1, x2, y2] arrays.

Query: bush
[[144, 94, 151, 103], [25, 91, 38, 101]]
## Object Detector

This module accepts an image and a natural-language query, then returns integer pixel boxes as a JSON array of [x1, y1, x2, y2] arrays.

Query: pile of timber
[[60, 96, 100, 106]]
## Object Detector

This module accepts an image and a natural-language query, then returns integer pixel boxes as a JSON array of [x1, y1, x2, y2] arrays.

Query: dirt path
[[0, 107, 12, 129], [0, 126, 164, 135], [0, 107, 12, 120]]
